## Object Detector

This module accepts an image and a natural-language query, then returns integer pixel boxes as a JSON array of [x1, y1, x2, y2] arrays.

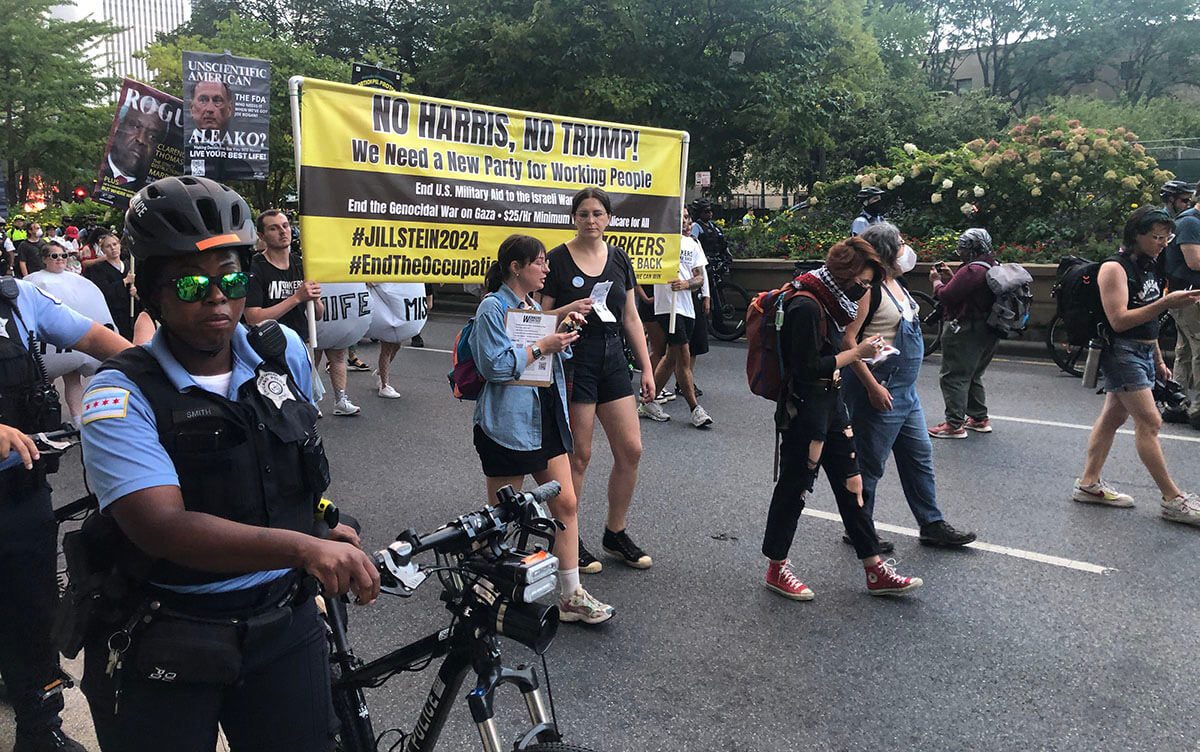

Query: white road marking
[[800, 508, 1115, 575], [403, 345, 453, 354], [991, 414, 1200, 443]]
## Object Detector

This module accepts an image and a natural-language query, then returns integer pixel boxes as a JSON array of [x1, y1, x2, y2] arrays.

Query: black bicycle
[[326, 481, 602, 752], [706, 250, 751, 341], [1046, 312, 1178, 377]]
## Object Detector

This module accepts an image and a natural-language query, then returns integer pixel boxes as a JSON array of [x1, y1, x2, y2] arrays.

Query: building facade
[[54, 0, 191, 83]]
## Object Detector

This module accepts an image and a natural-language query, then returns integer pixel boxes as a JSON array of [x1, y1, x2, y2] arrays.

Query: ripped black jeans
[[762, 415, 882, 561]]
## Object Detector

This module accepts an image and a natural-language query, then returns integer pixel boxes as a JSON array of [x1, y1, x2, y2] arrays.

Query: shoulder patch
[[82, 387, 130, 424]]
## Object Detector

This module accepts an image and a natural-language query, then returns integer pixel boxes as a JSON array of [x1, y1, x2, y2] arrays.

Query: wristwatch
[[531, 345, 543, 360]]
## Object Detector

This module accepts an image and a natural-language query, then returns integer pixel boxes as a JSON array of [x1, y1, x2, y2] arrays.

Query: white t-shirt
[[654, 235, 706, 319]]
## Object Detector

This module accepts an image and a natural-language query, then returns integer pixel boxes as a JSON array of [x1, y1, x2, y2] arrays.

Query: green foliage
[[0, 0, 119, 202], [143, 13, 349, 209], [8, 199, 118, 229], [1035, 95, 1200, 142]]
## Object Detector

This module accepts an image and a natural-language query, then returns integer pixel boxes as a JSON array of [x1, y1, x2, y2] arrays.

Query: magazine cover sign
[[93, 79, 184, 209], [297, 78, 684, 284], [183, 51, 271, 181]]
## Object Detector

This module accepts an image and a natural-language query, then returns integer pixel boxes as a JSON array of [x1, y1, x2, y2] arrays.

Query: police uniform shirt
[[80, 323, 315, 593], [0, 280, 95, 472]]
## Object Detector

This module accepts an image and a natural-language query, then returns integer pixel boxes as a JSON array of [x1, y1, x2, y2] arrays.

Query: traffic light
[[73, 187, 87, 199]]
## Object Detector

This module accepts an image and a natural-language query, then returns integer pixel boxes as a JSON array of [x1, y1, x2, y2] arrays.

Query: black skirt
[[474, 386, 567, 478]]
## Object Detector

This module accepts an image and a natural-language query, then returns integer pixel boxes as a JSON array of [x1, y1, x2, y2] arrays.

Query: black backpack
[[1053, 256, 1104, 346]]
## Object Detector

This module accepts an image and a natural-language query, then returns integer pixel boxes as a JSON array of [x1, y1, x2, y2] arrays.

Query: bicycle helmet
[[1160, 180, 1195, 200], [124, 176, 256, 261], [857, 186, 886, 200]]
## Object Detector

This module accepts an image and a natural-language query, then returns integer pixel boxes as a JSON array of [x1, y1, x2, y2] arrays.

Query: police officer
[[78, 177, 379, 751], [1159, 181, 1200, 427], [851, 187, 887, 236], [0, 257, 130, 750]]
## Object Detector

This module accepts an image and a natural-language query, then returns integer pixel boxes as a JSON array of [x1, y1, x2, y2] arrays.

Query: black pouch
[[133, 617, 242, 686]]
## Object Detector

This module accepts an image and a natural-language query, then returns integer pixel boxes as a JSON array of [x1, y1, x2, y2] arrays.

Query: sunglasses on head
[[166, 272, 250, 303]]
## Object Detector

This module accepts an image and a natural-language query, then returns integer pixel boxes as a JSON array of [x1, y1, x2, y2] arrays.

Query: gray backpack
[[971, 260, 1032, 339]]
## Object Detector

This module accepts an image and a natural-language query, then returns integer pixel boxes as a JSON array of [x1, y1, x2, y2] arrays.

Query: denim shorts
[[1100, 339, 1155, 393]]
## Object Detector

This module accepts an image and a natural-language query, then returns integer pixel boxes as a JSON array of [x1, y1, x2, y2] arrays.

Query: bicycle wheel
[[1046, 313, 1085, 376], [331, 677, 374, 752], [709, 280, 750, 341], [909, 290, 943, 357]]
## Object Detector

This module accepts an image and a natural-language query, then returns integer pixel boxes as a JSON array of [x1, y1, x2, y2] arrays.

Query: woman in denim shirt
[[470, 235, 614, 624]]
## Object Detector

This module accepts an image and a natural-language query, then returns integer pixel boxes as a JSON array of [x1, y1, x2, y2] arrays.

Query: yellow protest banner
[[294, 78, 686, 283]]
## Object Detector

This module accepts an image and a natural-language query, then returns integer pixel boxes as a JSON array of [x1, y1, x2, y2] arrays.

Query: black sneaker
[[602, 528, 653, 569], [842, 533, 894, 554], [919, 520, 977, 547], [577, 538, 602, 574], [694, 384, 703, 397], [410, 334, 425, 348], [13, 728, 86, 752]]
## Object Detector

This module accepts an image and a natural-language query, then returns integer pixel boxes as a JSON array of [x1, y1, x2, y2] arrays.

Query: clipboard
[[505, 308, 556, 387]]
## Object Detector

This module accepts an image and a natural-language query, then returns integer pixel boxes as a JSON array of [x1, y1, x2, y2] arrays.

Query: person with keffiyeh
[[761, 238, 925, 600]]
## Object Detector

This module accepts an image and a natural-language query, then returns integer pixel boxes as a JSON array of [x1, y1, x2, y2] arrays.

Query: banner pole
[[288, 75, 322, 400], [670, 134, 691, 336]]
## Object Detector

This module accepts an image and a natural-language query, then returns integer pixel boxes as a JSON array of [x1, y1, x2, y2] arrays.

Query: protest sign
[[351, 63, 403, 92], [294, 78, 687, 284], [183, 51, 271, 181], [24, 272, 115, 378], [94, 79, 185, 209], [315, 282, 372, 350], [366, 283, 428, 343]]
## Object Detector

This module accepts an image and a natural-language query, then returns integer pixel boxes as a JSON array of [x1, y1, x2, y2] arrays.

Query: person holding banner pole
[[539, 187, 656, 573]]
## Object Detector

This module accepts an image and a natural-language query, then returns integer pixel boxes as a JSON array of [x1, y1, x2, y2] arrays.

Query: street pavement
[[4, 311, 1199, 751]]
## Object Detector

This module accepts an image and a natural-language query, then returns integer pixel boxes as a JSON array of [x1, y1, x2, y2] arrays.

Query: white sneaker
[[332, 394, 361, 416], [378, 384, 401, 399], [690, 404, 713, 428], [1072, 478, 1134, 507], [558, 586, 614, 624], [1161, 491, 1200, 526], [638, 401, 670, 421], [654, 388, 676, 404]]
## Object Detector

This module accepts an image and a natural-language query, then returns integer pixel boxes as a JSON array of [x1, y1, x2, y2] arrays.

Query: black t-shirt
[[17, 239, 47, 276], [245, 252, 309, 336], [541, 243, 637, 335], [83, 259, 133, 340]]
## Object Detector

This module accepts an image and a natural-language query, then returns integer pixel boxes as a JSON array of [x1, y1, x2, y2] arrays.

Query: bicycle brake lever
[[376, 542, 427, 597]]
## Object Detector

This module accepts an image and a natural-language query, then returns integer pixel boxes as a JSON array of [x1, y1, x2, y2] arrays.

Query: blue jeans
[[844, 292, 944, 528]]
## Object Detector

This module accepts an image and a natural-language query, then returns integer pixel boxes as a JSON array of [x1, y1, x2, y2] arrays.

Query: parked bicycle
[[1046, 312, 1177, 377], [706, 248, 751, 341], [326, 480, 603, 752]]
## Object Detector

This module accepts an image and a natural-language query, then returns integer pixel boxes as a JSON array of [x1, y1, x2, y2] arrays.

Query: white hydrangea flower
[[973, 185, 985, 197], [931, 193, 943, 204], [903, 143, 918, 155], [960, 202, 974, 215]]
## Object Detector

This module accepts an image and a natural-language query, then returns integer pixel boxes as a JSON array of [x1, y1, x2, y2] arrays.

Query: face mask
[[33, 230, 43, 239], [897, 244, 917, 273], [845, 282, 870, 301]]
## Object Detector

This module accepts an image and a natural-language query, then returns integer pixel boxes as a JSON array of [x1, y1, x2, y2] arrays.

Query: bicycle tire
[[523, 744, 606, 752], [909, 290, 943, 357], [1046, 313, 1085, 376], [330, 672, 375, 752], [709, 280, 750, 341]]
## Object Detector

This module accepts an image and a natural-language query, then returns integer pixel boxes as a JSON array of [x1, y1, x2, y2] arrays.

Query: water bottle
[[1082, 338, 1103, 389]]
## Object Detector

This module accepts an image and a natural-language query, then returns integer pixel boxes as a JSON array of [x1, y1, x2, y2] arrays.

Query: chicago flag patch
[[82, 387, 130, 424]]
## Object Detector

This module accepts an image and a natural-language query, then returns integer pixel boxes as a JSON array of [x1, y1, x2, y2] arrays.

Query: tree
[[143, 13, 349, 209], [0, 0, 118, 203]]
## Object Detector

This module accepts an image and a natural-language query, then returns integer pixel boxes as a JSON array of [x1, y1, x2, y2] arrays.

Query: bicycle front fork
[[470, 663, 558, 752]]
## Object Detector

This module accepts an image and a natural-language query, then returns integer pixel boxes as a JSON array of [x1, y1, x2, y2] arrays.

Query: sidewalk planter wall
[[731, 259, 1059, 337]]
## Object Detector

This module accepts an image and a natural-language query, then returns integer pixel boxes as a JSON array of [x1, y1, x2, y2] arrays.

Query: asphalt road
[[5, 312, 1199, 751]]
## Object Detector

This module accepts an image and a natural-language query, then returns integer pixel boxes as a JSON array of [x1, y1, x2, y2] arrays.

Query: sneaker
[[842, 533, 894, 554], [690, 404, 713, 428], [694, 384, 703, 397], [928, 421, 967, 439], [378, 384, 401, 399], [638, 401, 670, 421], [13, 728, 87, 752], [332, 394, 361, 416], [558, 586, 614, 624], [1072, 478, 1134, 507], [316, 406, 323, 419], [410, 334, 425, 348], [919, 520, 977, 547], [764, 559, 814, 601], [964, 416, 992, 433], [654, 388, 676, 403], [577, 538, 603, 574], [602, 528, 652, 569], [347, 356, 371, 372], [1161, 491, 1200, 526], [865, 559, 923, 596]]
